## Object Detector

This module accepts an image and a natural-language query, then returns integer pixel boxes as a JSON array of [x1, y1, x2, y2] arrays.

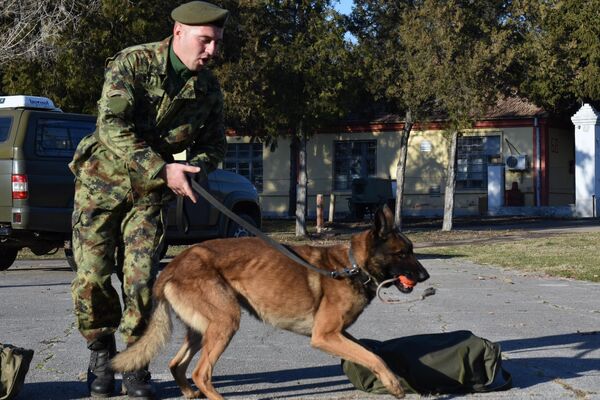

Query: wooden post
[[328, 193, 336, 223], [316, 194, 323, 233]]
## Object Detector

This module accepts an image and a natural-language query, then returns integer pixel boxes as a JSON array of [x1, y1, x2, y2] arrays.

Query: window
[[334, 140, 377, 190], [223, 143, 263, 191], [0, 117, 12, 142], [456, 135, 501, 190], [35, 118, 95, 157]]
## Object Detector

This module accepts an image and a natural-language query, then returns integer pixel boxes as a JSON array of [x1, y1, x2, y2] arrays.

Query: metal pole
[[316, 194, 323, 233], [535, 117, 542, 207], [328, 193, 336, 223]]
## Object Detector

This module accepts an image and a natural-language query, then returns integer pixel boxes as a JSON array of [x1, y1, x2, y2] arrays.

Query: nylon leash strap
[[188, 178, 355, 279]]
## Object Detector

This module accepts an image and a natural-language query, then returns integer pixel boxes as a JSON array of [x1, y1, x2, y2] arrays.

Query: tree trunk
[[288, 136, 299, 217], [394, 109, 413, 230], [442, 130, 459, 231], [295, 123, 308, 236]]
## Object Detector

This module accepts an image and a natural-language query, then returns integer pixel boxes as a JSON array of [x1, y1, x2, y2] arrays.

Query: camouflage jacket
[[69, 36, 227, 207]]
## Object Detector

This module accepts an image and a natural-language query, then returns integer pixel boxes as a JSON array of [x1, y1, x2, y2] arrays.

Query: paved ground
[[1, 219, 599, 399]]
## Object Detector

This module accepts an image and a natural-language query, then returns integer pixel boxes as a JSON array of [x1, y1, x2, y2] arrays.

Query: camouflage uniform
[[69, 36, 227, 344]]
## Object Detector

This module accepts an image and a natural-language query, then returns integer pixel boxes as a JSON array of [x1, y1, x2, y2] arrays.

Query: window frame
[[223, 142, 263, 192], [333, 139, 377, 191], [33, 117, 96, 158], [455, 134, 501, 191]]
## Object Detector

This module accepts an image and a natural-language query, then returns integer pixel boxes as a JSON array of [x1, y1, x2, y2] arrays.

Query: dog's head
[[361, 205, 429, 293]]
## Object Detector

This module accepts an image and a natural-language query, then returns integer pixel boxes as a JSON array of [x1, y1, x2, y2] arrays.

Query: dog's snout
[[415, 261, 430, 282]]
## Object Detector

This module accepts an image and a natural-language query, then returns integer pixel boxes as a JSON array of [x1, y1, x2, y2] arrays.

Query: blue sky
[[334, 0, 353, 15]]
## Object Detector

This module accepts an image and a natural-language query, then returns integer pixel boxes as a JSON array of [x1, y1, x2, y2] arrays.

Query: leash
[[187, 175, 358, 279], [377, 280, 436, 304]]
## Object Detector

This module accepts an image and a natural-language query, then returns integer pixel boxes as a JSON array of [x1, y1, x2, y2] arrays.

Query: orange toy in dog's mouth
[[394, 275, 417, 293], [398, 275, 416, 288]]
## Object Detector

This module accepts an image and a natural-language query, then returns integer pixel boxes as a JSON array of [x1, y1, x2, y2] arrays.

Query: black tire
[[0, 246, 19, 271], [227, 214, 256, 238]]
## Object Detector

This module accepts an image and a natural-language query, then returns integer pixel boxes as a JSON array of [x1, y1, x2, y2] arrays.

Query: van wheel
[[64, 241, 77, 272], [0, 246, 19, 271], [227, 214, 256, 238]]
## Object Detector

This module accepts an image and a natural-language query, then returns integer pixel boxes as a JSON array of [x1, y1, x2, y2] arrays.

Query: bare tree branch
[[0, 0, 99, 64]]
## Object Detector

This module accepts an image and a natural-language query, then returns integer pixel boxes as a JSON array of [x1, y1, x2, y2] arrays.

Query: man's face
[[173, 23, 224, 71]]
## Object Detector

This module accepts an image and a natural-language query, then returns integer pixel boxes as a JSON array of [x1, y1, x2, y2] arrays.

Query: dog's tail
[[111, 298, 172, 372]]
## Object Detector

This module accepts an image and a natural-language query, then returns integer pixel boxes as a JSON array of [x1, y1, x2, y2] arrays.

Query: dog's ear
[[373, 204, 395, 239]]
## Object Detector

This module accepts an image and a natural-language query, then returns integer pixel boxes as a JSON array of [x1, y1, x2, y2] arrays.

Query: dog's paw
[[390, 387, 405, 398], [182, 389, 203, 399], [386, 379, 405, 398]]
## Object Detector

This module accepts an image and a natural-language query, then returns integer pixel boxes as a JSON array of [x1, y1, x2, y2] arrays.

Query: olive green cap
[[171, 1, 228, 27]]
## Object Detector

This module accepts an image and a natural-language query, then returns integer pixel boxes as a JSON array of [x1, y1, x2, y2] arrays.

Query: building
[[224, 98, 575, 219]]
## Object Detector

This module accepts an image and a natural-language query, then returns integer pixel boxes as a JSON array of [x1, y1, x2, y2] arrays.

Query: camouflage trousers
[[71, 179, 166, 345]]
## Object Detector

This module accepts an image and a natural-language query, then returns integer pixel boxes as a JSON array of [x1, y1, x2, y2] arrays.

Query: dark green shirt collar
[[169, 44, 193, 83]]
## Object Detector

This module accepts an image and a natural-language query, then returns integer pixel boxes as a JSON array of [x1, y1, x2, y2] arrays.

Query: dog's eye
[[393, 251, 406, 258]]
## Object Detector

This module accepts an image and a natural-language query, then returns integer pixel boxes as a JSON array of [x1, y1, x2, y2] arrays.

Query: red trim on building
[[541, 121, 550, 206], [532, 121, 538, 205], [324, 117, 541, 134], [473, 119, 536, 128], [531, 118, 550, 206]]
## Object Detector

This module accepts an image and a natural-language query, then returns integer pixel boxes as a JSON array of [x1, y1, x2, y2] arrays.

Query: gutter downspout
[[535, 117, 541, 207]]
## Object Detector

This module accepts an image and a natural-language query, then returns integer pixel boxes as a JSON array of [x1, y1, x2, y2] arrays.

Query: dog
[[111, 205, 429, 399]]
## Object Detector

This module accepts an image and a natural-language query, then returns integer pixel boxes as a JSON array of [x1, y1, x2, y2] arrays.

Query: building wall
[[230, 120, 574, 218]]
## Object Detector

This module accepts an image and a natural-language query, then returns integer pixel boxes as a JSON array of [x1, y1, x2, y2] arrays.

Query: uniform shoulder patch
[[106, 90, 130, 115]]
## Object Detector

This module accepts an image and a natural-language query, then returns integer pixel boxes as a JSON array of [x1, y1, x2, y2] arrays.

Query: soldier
[[68, 2, 228, 398]]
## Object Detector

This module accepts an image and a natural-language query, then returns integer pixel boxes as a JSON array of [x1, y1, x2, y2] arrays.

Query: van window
[[0, 117, 12, 142], [35, 118, 95, 157]]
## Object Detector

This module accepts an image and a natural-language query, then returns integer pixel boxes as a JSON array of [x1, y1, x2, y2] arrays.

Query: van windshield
[[0, 117, 11, 142]]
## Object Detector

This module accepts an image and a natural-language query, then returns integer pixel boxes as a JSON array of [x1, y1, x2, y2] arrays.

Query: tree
[[399, 0, 515, 231], [350, 0, 435, 230], [1, 0, 182, 112], [216, 0, 355, 236], [510, 0, 600, 112]]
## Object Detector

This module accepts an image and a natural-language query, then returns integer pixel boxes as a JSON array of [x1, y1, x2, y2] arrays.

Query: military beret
[[171, 1, 229, 27]]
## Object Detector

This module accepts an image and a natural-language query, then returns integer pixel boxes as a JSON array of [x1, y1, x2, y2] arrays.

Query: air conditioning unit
[[505, 154, 528, 171]]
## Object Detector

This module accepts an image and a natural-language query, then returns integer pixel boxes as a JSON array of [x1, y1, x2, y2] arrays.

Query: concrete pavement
[[1, 251, 599, 399]]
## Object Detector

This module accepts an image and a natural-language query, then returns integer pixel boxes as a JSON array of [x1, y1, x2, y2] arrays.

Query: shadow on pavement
[[152, 333, 599, 397], [154, 364, 352, 399], [17, 335, 598, 399], [499, 331, 600, 389], [18, 381, 89, 400]]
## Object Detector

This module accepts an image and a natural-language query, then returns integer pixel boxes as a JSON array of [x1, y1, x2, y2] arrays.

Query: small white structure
[[487, 164, 505, 211], [571, 104, 600, 217]]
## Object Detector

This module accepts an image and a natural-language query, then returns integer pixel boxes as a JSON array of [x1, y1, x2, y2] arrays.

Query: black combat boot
[[121, 367, 155, 399], [87, 334, 116, 397]]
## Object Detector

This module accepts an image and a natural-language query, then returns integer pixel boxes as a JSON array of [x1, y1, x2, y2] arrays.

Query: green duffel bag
[[0, 344, 34, 400], [342, 330, 512, 395]]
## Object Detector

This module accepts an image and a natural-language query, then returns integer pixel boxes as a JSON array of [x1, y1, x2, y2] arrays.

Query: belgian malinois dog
[[111, 205, 429, 399]]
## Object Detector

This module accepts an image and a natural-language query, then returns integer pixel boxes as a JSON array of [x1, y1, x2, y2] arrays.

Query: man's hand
[[160, 163, 201, 203]]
